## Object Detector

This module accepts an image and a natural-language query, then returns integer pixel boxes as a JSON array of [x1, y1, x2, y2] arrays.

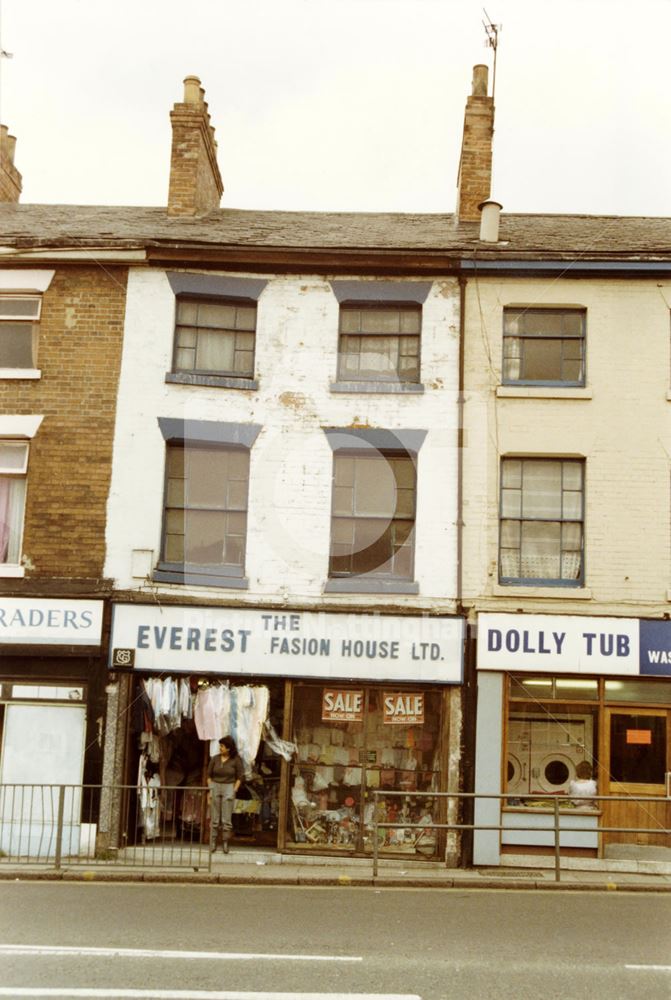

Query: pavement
[[2, 847, 671, 891]]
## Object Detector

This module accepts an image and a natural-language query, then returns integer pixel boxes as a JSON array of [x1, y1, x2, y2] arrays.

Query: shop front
[[0, 597, 105, 857], [109, 604, 465, 860], [473, 613, 671, 866]]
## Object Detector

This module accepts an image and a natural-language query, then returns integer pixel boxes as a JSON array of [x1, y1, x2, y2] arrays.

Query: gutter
[[460, 259, 671, 277]]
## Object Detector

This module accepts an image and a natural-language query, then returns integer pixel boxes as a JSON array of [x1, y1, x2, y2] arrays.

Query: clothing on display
[[130, 675, 283, 849]]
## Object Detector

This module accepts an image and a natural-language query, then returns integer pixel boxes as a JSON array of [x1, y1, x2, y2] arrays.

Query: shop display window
[[506, 674, 598, 807], [287, 684, 442, 856], [604, 678, 671, 704]]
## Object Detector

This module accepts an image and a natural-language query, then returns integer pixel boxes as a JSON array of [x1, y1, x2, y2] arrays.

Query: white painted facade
[[105, 269, 461, 611]]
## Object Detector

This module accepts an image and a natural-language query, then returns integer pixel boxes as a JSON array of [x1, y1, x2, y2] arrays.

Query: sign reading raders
[[110, 605, 464, 683], [0, 598, 104, 646]]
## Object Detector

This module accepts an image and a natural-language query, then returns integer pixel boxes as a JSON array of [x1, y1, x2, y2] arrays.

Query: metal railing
[[0, 784, 211, 871], [371, 789, 671, 880], [1, 783, 668, 881]]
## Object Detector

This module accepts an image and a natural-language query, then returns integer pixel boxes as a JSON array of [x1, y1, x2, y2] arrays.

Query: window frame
[[171, 294, 257, 382], [156, 440, 250, 587], [502, 306, 586, 388], [0, 438, 29, 570], [498, 457, 585, 587], [336, 301, 422, 385], [328, 449, 417, 583], [0, 295, 42, 373]]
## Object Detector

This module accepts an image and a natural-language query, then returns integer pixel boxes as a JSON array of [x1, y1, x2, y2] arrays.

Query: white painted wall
[[105, 270, 461, 610]]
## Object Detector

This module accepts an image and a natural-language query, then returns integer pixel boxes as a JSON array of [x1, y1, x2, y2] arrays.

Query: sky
[[1, 0, 670, 217]]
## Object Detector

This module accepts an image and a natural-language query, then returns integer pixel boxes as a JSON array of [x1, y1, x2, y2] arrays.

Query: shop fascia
[[477, 612, 670, 677], [109, 604, 465, 683], [0, 598, 104, 646]]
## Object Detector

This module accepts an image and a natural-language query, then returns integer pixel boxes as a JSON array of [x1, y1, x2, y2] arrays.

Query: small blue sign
[[639, 620, 671, 676]]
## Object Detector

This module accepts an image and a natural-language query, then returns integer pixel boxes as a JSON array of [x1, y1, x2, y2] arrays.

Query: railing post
[[54, 785, 66, 871], [553, 797, 561, 883], [372, 791, 379, 879]]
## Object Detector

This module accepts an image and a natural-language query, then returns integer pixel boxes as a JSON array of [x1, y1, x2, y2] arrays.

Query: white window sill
[[492, 583, 592, 599], [0, 369, 41, 380], [0, 564, 26, 578], [497, 386, 592, 400]]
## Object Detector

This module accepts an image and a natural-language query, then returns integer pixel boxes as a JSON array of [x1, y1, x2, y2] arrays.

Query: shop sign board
[[109, 605, 465, 683], [383, 692, 424, 724], [639, 620, 671, 676], [322, 689, 364, 722], [0, 598, 103, 646], [477, 613, 640, 675]]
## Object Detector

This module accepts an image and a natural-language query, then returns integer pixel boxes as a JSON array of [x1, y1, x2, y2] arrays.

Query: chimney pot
[[472, 64, 489, 97], [456, 64, 495, 221], [478, 200, 502, 242], [168, 77, 223, 216], [183, 76, 202, 105]]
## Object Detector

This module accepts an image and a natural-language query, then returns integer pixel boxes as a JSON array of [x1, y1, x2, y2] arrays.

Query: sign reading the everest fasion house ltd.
[[109, 605, 464, 683], [0, 599, 104, 645]]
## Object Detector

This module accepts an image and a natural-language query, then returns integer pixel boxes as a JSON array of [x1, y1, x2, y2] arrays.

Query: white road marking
[[0, 991, 422, 999], [625, 965, 671, 972], [0, 944, 362, 962]]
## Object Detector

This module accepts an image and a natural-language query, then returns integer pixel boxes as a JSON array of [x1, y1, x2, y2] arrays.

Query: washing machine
[[506, 714, 593, 796], [528, 716, 592, 794], [506, 718, 530, 795]]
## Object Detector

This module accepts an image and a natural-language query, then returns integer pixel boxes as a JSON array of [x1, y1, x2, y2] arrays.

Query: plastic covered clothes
[[263, 720, 297, 762], [291, 775, 314, 809], [138, 772, 161, 840]]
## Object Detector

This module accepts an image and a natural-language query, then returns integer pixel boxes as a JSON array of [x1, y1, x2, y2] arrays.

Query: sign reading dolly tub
[[109, 605, 464, 683], [477, 613, 671, 678]]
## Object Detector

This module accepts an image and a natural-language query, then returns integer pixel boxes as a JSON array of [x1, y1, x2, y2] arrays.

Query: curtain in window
[[0, 476, 25, 563]]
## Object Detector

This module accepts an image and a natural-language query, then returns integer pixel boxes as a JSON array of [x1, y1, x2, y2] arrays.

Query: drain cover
[[478, 869, 541, 878]]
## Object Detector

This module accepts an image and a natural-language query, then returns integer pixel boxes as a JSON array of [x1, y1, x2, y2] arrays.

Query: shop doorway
[[602, 707, 671, 853], [126, 676, 284, 850]]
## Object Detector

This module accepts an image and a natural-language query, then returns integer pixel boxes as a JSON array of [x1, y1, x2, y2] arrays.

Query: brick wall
[[0, 265, 128, 587], [461, 276, 671, 616]]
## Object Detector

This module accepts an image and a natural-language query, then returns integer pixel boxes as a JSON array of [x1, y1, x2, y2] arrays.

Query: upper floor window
[[329, 452, 416, 580], [172, 298, 256, 380], [0, 296, 41, 370], [502, 307, 585, 386], [338, 304, 421, 383], [499, 458, 584, 586], [0, 440, 28, 565], [159, 443, 249, 584]]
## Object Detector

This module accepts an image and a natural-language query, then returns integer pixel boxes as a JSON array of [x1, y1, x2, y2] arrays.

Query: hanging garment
[[138, 773, 161, 840], [194, 686, 221, 740], [263, 720, 297, 762]]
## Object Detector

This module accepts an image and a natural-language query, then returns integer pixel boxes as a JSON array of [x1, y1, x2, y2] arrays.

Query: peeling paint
[[279, 391, 307, 411]]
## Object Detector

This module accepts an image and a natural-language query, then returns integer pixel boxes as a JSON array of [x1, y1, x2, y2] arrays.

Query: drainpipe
[[457, 271, 477, 867]]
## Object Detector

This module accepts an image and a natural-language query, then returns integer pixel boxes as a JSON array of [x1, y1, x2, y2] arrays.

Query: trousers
[[210, 782, 235, 844]]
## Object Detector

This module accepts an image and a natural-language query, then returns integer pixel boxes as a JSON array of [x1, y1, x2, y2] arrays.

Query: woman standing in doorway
[[208, 735, 244, 853]]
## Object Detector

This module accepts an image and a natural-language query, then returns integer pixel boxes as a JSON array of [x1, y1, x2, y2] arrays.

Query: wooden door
[[602, 708, 670, 849]]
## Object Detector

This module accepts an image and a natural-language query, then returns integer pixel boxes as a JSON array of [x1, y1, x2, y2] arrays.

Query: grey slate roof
[[0, 203, 669, 259]]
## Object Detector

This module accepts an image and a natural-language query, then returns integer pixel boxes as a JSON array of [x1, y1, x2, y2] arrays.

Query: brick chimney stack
[[167, 76, 224, 217], [0, 125, 22, 203], [456, 64, 494, 222]]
